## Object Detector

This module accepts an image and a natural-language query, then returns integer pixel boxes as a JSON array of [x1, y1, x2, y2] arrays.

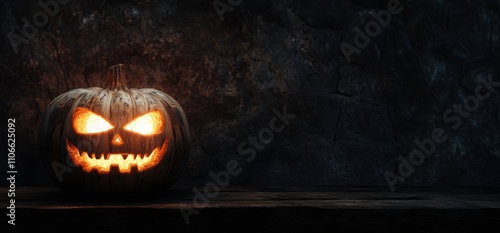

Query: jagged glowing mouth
[[66, 138, 169, 174]]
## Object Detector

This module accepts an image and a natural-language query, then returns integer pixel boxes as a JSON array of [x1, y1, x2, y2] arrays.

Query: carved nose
[[112, 134, 124, 146]]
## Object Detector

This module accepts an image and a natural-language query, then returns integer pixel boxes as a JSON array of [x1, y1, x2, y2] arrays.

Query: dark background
[[1, 0, 499, 189]]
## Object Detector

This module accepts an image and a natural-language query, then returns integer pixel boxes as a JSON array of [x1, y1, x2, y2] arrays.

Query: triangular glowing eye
[[72, 107, 114, 134], [124, 111, 163, 135]]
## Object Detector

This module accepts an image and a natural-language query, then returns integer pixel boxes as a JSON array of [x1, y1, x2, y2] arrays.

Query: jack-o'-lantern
[[37, 64, 190, 197]]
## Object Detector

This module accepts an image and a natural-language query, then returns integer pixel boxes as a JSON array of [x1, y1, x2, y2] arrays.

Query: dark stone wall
[[1, 0, 499, 189]]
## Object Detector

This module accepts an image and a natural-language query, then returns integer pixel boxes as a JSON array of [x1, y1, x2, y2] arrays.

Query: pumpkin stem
[[105, 64, 129, 90]]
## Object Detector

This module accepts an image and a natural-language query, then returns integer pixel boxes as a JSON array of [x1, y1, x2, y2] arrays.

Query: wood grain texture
[[2, 186, 499, 231]]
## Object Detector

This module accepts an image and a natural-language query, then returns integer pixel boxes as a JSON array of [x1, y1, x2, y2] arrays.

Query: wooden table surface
[[2, 186, 500, 232]]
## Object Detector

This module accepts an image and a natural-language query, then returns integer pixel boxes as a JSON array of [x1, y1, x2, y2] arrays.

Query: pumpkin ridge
[[37, 64, 190, 197]]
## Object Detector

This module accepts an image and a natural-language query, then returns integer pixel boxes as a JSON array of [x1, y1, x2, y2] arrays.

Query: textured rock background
[[1, 0, 499, 189]]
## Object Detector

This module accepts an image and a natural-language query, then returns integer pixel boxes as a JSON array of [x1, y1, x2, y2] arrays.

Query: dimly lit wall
[[1, 0, 499, 188]]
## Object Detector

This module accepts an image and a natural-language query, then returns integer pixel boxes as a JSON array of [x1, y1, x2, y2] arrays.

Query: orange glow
[[66, 138, 169, 173], [72, 107, 114, 134], [112, 134, 124, 146], [123, 111, 163, 135]]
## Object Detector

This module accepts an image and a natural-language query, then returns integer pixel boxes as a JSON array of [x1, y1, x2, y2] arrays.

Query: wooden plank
[[3, 186, 500, 231], [2, 186, 500, 209]]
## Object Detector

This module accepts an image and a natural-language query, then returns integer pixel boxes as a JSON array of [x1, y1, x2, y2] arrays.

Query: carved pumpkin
[[37, 64, 190, 197]]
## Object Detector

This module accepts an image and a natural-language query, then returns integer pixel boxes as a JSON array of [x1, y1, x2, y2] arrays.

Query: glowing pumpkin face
[[68, 108, 167, 174], [37, 64, 190, 197]]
